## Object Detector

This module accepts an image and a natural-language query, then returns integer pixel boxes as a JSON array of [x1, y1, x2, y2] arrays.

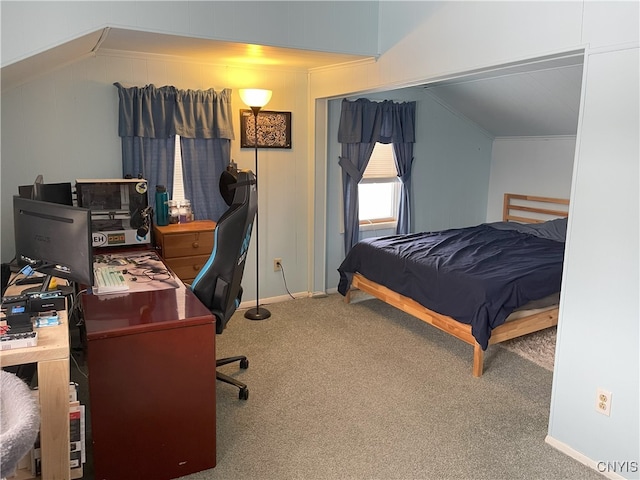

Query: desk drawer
[[162, 231, 214, 259], [165, 254, 210, 282]]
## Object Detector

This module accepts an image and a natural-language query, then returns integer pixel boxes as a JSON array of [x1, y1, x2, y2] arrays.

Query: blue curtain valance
[[338, 98, 416, 144], [114, 83, 235, 140]]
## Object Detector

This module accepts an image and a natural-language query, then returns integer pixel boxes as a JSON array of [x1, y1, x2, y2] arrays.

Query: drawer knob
[[193, 264, 201, 271], [192, 241, 199, 249]]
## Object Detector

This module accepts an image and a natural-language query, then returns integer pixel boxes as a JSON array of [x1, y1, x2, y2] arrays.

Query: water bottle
[[155, 185, 169, 226]]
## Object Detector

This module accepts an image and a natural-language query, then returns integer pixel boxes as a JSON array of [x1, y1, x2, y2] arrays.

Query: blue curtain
[[114, 83, 234, 221], [180, 137, 230, 221], [120, 136, 175, 198], [339, 142, 376, 252], [338, 98, 416, 253], [392, 142, 414, 235]]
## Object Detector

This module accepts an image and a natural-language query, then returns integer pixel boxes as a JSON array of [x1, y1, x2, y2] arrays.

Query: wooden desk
[[1, 288, 71, 480], [81, 267, 217, 480]]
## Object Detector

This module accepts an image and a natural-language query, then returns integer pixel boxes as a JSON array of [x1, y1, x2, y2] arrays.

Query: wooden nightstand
[[153, 220, 217, 284]]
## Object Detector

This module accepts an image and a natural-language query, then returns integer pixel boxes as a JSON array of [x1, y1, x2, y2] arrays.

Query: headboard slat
[[503, 193, 569, 223]]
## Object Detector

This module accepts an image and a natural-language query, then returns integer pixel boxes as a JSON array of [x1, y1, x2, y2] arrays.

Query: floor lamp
[[239, 88, 272, 321]]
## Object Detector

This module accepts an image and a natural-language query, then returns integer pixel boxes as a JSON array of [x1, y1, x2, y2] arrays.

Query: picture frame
[[240, 110, 292, 149]]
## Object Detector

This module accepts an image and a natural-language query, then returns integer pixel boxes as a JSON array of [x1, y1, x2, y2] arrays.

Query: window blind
[[172, 135, 185, 201], [363, 143, 397, 179]]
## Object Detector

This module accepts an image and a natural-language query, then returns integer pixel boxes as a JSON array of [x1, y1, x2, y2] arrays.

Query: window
[[358, 143, 399, 228]]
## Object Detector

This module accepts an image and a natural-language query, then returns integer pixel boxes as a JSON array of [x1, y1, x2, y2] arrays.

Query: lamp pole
[[239, 89, 272, 321], [245, 106, 271, 320]]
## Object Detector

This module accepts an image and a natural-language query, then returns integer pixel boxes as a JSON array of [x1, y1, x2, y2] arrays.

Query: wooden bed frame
[[344, 193, 570, 377]]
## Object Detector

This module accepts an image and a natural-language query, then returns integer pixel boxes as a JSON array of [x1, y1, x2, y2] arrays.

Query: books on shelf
[[69, 403, 86, 471], [17, 383, 86, 479]]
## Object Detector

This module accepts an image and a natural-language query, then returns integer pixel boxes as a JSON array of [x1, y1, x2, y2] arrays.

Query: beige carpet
[[173, 297, 602, 480], [500, 326, 557, 371]]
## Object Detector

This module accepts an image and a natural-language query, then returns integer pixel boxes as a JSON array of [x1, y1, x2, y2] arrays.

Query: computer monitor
[[36, 183, 73, 205], [13, 196, 94, 289], [19, 180, 73, 206]]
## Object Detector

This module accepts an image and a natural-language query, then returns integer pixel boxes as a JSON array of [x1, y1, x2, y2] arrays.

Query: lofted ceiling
[[0, 28, 374, 91], [1, 28, 584, 138], [97, 28, 374, 69], [421, 53, 584, 137]]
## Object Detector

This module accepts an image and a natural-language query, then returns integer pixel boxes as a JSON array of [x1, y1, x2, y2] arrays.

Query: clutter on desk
[[0, 289, 68, 349], [0, 312, 38, 350], [33, 310, 60, 327], [168, 199, 194, 224], [179, 199, 194, 223], [91, 251, 179, 295]]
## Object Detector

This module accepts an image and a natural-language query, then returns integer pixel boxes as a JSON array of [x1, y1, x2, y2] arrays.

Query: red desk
[[82, 273, 216, 480]]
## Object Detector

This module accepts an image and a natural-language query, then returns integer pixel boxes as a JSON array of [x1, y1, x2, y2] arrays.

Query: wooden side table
[[1, 282, 73, 480], [153, 220, 217, 284]]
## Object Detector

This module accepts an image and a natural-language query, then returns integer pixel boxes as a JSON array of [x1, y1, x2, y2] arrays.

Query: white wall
[[0, 51, 311, 302], [548, 45, 639, 476], [310, 1, 586, 97], [412, 91, 493, 232], [486, 137, 576, 222]]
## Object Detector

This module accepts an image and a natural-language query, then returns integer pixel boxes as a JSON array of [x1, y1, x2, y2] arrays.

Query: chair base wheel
[[217, 357, 250, 400], [239, 387, 249, 400]]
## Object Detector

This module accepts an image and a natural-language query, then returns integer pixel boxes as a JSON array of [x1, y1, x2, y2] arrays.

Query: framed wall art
[[240, 110, 292, 149]]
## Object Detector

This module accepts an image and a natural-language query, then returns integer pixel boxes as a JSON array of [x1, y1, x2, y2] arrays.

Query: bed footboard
[[345, 273, 558, 377]]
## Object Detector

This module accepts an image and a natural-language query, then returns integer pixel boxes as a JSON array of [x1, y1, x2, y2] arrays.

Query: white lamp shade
[[239, 89, 272, 108]]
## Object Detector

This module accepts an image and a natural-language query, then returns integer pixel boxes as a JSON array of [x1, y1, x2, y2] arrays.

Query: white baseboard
[[545, 435, 631, 480], [238, 291, 308, 310]]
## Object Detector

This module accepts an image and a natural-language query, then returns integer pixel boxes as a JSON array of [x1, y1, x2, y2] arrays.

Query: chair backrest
[[190, 169, 257, 333]]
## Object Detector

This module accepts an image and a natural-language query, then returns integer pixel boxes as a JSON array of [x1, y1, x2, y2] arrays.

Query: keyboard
[[94, 266, 130, 294]]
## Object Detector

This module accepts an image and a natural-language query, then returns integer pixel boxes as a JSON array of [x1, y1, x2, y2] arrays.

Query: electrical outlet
[[596, 388, 612, 416], [274, 258, 282, 271]]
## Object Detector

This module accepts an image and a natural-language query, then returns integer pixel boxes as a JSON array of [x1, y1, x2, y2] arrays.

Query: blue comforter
[[337, 224, 565, 349]]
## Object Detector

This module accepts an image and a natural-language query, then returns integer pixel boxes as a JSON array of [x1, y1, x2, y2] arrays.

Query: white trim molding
[[545, 435, 631, 480]]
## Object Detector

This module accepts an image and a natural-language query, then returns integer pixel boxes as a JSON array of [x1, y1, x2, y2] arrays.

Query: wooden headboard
[[503, 193, 569, 223]]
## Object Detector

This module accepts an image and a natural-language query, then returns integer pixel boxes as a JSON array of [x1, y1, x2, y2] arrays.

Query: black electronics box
[[29, 296, 65, 313], [6, 313, 32, 332]]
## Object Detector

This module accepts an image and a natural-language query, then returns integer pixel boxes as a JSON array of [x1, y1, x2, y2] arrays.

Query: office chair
[[190, 169, 257, 400], [1, 371, 40, 477]]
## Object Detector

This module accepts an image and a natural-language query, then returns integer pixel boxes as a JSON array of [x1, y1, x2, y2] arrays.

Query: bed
[[338, 193, 570, 376]]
